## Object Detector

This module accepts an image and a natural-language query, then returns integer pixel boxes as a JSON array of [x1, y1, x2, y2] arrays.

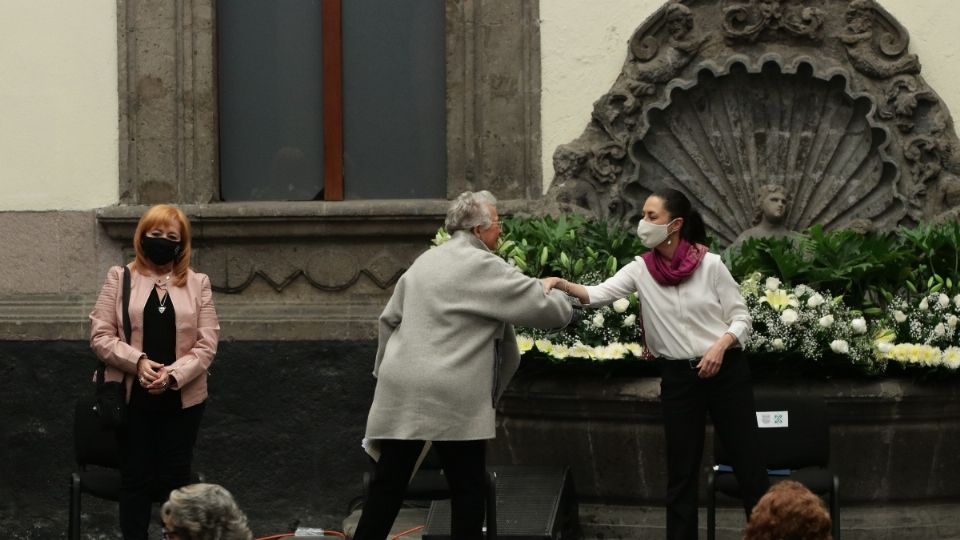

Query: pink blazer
[[90, 264, 220, 409]]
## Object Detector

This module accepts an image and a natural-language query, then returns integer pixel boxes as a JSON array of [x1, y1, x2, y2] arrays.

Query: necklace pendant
[[158, 306, 166, 314]]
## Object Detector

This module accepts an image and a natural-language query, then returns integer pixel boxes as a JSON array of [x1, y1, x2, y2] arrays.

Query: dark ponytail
[[653, 188, 708, 245]]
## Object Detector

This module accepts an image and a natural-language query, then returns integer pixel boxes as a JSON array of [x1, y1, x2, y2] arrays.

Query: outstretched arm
[[541, 277, 589, 305]]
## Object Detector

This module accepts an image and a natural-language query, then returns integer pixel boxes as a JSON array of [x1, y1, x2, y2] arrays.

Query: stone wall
[[0, 0, 546, 343], [0, 340, 376, 539]]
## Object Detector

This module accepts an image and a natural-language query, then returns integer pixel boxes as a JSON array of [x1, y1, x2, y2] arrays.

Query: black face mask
[[141, 236, 182, 266]]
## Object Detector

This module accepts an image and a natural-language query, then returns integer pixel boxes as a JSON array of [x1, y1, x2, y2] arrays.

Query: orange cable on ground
[[256, 531, 346, 540], [391, 524, 425, 539]]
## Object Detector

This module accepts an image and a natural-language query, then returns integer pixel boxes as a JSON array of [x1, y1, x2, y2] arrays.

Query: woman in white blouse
[[544, 189, 768, 540]]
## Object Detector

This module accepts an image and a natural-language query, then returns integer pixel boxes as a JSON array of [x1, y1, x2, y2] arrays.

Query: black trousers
[[659, 351, 768, 540], [353, 439, 487, 540], [117, 402, 204, 540]]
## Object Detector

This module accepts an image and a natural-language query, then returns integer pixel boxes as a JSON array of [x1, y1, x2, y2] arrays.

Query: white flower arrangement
[[515, 269, 960, 374], [741, 272, 877, 369], [515, 336, 644, 362], [881, 290, 960, 371], [744, 274, 960, 373], [515, 273, 645, 363]]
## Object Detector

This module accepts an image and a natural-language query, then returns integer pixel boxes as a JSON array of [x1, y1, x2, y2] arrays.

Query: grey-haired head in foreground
[[445, 190, 497, 233]]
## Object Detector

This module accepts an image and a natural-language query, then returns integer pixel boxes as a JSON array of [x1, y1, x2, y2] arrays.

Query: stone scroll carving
[[722, 0, 826, 42], [547, 0, 960, 244], [838, 0, 920, 79]]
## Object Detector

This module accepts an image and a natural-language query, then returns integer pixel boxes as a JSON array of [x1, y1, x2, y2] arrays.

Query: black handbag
[[91, 266, 133, 429]]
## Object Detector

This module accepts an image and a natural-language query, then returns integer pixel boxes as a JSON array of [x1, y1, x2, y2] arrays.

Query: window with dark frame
[[217, 0, 446, 202]]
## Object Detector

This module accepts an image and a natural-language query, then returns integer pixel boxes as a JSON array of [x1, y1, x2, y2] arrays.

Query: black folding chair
[[707, 392, 840, 540], [68, 396, 123, 540], [68, 398, 202, 539]]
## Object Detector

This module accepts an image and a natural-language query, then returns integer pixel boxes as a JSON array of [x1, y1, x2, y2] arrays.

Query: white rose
[[819, 314, 835, 328], [894, 310, 907, 323], [807, 293, 825, 308], [793, 284, 811, 297], [850, 318, 867, 334], [939, 294, 951, 308], [622, 314, 637, 327], [772, 338, 785, 351], [592, 313, 605, 328], [877, 341, 893, 354], [830, 339, 849, 354], [612, 298, 630, 313], [781, 309, 799, 325], [765, 277, 781, 291], [954, 294, 960, 309], [919, 298, 929, 311], [948, 315, 958, 328], [934, 323, 946, 336]]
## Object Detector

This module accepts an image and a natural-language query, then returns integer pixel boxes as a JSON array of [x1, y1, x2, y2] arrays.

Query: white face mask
[[636, 218, 678, 249]]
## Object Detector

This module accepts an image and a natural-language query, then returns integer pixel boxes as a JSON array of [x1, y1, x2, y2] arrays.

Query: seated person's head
[[161, 483, 253, 540], [743, 480, 832, 540]]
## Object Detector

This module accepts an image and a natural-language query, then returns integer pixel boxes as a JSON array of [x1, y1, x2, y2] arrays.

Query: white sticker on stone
[[756, 410, 789, 428]]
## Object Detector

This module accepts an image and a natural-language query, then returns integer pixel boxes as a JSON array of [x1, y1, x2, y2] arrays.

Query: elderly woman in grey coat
[[353, 191, 575, 540]]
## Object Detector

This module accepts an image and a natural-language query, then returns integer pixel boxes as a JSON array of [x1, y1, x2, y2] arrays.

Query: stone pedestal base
[[490, 368, 960, 504]]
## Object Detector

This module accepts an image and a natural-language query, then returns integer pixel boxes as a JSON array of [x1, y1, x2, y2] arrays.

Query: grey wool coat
[[363, 230, 574, 447]]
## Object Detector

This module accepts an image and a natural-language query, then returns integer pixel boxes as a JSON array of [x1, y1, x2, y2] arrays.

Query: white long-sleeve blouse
[[585, 253, 751, 360]]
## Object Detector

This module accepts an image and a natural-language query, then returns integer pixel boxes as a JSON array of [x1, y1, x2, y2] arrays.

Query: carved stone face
[[665, 6, 693, 40], [760, 190, 787, 222], [845, 7, 872, 34], [943, 176, 960, 207]]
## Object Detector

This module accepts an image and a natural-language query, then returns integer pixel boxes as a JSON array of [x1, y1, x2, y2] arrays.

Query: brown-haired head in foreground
[[743, 480, 832, 540]]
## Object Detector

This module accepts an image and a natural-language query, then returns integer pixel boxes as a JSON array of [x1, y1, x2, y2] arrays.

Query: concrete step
[[342, 502, 960, 540]]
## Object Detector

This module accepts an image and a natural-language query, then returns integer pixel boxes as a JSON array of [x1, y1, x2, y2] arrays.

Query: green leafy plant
[[496, 214, 645, 282], [725, 223, 958, 312], [432, 215, 960, 376]]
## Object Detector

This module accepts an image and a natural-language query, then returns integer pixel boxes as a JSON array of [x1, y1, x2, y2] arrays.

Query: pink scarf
[[641, 239, 709, 286]]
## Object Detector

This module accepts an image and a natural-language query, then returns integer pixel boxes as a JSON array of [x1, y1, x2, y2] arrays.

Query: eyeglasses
[[161, 528, 181, 539]]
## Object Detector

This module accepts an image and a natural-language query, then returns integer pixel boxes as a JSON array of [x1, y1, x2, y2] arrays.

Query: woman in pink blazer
[[90, 204, 219, 540]]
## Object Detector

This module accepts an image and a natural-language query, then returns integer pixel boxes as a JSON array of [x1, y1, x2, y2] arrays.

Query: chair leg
[[831, 475, 841, 540], [68, 473, 81, 540], [485, 471, 497, 540], [706, 471, 716, 540]]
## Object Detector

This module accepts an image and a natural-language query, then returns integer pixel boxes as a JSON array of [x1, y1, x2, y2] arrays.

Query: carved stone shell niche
[[547, 0, 960, 244]]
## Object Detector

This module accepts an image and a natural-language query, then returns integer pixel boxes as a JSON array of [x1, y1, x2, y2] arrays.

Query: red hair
[[743, 481, 832, 540], [131, 204, 192, 287]]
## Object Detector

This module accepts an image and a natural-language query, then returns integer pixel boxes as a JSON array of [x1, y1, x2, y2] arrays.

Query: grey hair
[[161, 484, 253, 540], [445, 190, 498, 232]]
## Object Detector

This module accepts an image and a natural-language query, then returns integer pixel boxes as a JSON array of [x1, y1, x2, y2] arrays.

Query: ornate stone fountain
[[546, 0, 960, 244]]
